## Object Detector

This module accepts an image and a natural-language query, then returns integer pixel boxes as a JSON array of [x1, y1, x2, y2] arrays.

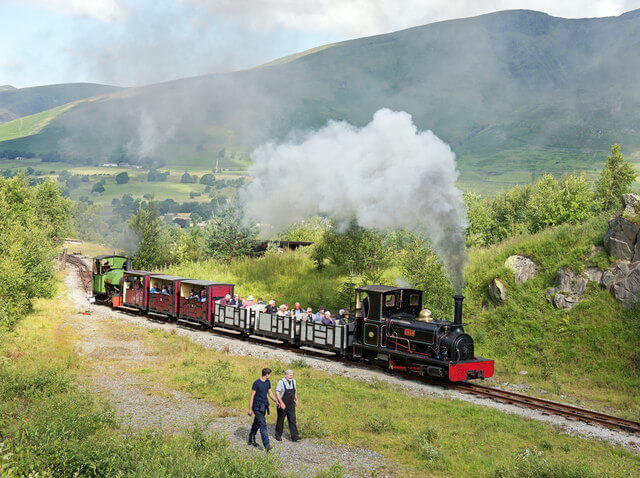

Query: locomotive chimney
[[453, 294, 464, 325]]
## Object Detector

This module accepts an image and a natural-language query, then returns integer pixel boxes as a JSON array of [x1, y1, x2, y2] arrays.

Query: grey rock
[[606, 237, 634, 262], [552, 293, 581, 310], [611, 262, 640, 308], [585, 267, 603, 283], [600, 270, 616, 291], [488, 278, 507, 302], [546, 268, 589, 309], [504, 255, 539, 284], [604, 215, 640, 262], [622, 193, 640, 218]]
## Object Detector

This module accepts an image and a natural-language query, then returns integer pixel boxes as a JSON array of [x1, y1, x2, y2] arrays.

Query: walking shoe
[[248, 439, 258, 447], [292, 437, 301, 442], [274, 435, 282, 441], [264, 444, 272, 452]]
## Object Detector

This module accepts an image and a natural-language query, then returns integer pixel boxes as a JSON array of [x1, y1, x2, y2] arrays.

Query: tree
[[464, 193, 493, 247], [115, 171, 129, 184], [400, 239, 454, 320], [596, 144, 638, 212], [92, 178, 106, 193], [203, 206, 257, 261], [128, 201, 173, 269], [199, 173, 216, 186]]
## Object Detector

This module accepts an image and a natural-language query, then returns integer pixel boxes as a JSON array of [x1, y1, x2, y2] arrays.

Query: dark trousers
[[275, 405, 299, 440], [249, 409, 269, 446]]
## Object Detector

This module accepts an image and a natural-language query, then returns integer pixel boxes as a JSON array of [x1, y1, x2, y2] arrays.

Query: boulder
[[504, 255, 539, 284], [585, 267, 603, 283], [610, 262, 640, 308], [599, 270, 616, 291], [489, 278, 507, 302], [622, 193, 640, 218], [546, 268, 589, 310], [604, 215, 640, 262]]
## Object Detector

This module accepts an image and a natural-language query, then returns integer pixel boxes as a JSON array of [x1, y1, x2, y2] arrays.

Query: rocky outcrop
[[599, 262, 640, 308], [602, 193, 640, 307], [604, 194, 640, 262], [545, 268, 589, 310], [489, 279, 507, 302], [504, 255, 539, 284]]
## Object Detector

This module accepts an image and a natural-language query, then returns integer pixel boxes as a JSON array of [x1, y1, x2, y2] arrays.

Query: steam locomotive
[[91, 254, 494, 381]]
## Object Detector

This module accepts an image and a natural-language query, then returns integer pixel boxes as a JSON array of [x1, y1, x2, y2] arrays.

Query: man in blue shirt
[[248, 367, 278, 451]]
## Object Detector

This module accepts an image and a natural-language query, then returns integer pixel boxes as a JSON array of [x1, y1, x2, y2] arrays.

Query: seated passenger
[[343, 311, 351, 323], [200, 290, 207, 303], [167, 285, 173, 295], [188, 289, 199, 300], [304, 307, 314, 321], [149, 285, 160, 294], [219, 294, 232, 306], [315, 306, 326, 323], [291, 302, 304, 319], [321, 311, 335, 326], [264, 300, 278, 314], [230, 294, 240, 306], [243, 295, 255, 308], [276, 304, 289, 317], [161, 286, 170, 296], [257, 297, 266, 305]]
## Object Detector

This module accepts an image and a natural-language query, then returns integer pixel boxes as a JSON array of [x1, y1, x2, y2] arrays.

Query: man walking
[[275, 369, 300, 442], [248, 367, 278, 452]]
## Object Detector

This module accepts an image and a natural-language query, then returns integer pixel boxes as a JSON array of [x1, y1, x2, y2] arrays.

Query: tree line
[[0, 175, 72, 331]]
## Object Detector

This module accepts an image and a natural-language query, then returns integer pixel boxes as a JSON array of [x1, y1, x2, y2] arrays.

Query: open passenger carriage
[[147, 274, 186, 319], [179, 280, 234, 325], [119, 270, 153, 310]]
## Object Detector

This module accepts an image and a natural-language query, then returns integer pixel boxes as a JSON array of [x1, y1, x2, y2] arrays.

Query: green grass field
[[0, 103, 75, 142]]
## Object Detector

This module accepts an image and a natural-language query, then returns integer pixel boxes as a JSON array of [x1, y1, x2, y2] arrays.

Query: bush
[[115, 171, 129, 184]]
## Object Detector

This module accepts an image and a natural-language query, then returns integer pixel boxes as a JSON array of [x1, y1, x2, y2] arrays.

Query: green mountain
[[2, 9, 640, 184], [0, 83, 120, 124]]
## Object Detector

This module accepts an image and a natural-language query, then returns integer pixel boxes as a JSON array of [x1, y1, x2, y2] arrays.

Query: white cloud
[[28, 0, 131, 24], [186, 0, 640, 36]]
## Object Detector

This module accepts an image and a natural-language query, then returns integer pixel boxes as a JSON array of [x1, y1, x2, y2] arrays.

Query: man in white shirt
[[274, 369, 300, 442]]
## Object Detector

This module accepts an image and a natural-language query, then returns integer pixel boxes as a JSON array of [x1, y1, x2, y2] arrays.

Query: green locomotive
[[91, 254, 130, 302]]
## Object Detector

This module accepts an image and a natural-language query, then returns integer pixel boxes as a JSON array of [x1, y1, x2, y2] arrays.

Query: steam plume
[[241, 108, 468, 291]]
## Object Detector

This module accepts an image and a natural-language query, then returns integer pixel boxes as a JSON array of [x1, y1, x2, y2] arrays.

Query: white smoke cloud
[[241, 108, 468, 291], [186, 0, 640, 36], [26, 0, 131, 24]]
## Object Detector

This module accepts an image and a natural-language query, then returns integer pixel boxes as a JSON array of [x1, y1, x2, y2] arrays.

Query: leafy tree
[[92, 178, 106, 193], [147, 169, 169, 182], [526, 173, 597, 233], [171, 226, 205, 263], [71, 202, 109, 242], [312, 219, 391, 279], [115, 171, 129, 184], [203, 206, 257, 261], [400, 239, 454, 320], [0, 175, 68, 331], [596, 144, 638, 212], [128, 201, 173, 269], [199, 173, 216, 186], [488, 185, 531, 243], [464, 193, 493, 247]]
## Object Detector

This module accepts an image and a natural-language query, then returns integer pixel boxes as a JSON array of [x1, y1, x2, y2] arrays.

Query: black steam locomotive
[[91, 255, 494, 381]]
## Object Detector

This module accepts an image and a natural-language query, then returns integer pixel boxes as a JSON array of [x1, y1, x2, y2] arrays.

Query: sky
[[2, 0, 640, 88]]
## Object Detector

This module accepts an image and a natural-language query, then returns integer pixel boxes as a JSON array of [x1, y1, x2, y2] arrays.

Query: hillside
[[0, 82, 120, 125], [3, 9, 640, 186]]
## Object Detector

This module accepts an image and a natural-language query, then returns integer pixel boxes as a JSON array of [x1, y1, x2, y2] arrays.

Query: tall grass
[[164, 249, 347, 310]]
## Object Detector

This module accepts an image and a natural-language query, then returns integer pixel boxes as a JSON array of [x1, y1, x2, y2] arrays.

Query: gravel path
[[63, 261, 640, 460], [63, 268, 386, 477]]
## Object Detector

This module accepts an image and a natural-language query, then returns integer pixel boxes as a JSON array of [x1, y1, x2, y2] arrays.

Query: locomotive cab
[[91, 254, 131, 301]]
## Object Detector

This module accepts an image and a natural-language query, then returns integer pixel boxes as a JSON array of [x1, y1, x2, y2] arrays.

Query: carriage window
[[385, 295, 395, 307], [409, 294, 420, 306]]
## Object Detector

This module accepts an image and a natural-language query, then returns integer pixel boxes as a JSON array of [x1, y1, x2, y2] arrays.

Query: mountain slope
[[2, 9, 640, 178], [0, 82, 121, 124]]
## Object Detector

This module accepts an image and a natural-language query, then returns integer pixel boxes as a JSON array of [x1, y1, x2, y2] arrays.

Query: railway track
[[453, 381, 640, 434], [63, 256, 640, 436]]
